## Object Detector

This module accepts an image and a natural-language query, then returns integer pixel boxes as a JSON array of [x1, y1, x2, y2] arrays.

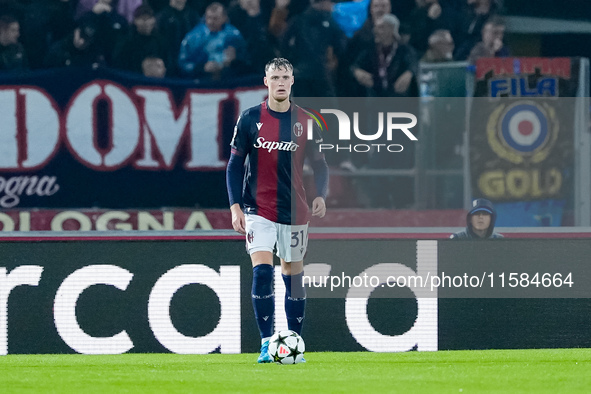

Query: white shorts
[[244, 214, 309, 262]]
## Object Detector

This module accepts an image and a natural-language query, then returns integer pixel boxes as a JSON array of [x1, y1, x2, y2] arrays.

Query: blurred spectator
[[454, 0, 501, 60], [352, 14, 418, 97], [332, 0, 370, 38], [390, 0, 418, 22], [178, 2, 248, 80], [330, 0, 372, 97], [117, 0, 143, 23], [352, 16, 418, 208], [142, 55, 167, 77], [187, 0, 212, 15], [284, 0, 309, 16], [267, 0, 308, 50], [113, 5, 170, 74], [408, 0, 458, 57], [75, 0, 116, 20], [20, 0, 76, 69], [268, 0, 291, 44], [78, 0, 129, 64], [421, 28, 454, 62], [348, 0, 391, 61], [228, 0, 275, 73], [0, 1, 25, 20], [44, 20, 105, 68], [0, 15, 28, 71], [342, 0, 391, 96], [282, 0, 347, 97], [450, 198, 503, 239], [229, 0, 272, 23], [467, 16, 508, 63], [156, 0, 200, 76], [75, 0, 141, 21], [147, 0, 171, 14], [399, 20, 412, 45]]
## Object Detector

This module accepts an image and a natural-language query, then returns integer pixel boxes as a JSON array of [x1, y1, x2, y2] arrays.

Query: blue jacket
[[178, 21, 247, 78]]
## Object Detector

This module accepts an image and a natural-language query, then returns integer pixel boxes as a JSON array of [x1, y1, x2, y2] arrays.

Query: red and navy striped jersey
[[230, 101, 325, 225]]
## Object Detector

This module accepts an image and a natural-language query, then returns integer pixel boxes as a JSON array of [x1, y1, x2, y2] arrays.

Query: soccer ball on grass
[[267, 330, 305, 364]]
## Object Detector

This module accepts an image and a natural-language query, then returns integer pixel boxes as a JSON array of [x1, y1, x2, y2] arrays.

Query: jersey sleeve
[[230, 112, 251, 157], [305, 117, 326, 161], [226, 152, 246, 207], [305, 117, 329, 199], [227, 110, 252, 206]]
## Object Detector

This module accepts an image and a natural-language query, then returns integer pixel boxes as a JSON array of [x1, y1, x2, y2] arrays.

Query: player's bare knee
[[251, 251, 273, 267], [281, 260, 303, 275]]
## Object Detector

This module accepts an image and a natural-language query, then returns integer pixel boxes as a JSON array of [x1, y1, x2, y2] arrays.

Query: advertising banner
[[0, 208, 468, 231], [0, 67, 266, 209], [470, 58, 580, 226], [2, 236, 590, 355]]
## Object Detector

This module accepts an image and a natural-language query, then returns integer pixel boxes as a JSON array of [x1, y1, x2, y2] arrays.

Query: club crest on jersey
[[247, 230, 254, 244], [293, 122, 303, 137]]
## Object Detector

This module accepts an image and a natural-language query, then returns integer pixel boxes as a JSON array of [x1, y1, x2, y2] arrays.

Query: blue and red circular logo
[[487, 101, 558, 164], [500, 102, 549, 154]]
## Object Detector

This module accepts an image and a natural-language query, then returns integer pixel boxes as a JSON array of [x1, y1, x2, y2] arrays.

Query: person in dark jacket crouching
[[451, 198, 503, 240]]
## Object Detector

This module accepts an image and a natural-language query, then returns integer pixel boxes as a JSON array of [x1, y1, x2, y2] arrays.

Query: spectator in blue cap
[[450, 198, 503, 239]]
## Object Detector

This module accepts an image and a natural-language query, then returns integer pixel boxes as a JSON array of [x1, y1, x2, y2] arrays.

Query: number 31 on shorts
[[291, 229, 307, 248]]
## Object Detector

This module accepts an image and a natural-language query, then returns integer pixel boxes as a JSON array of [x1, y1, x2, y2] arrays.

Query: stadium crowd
[[0, 0, 508, 91], [0, 0, 511, 210]]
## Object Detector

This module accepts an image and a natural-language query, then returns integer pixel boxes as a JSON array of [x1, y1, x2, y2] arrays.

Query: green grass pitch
[[1, 349, 590, 393]]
